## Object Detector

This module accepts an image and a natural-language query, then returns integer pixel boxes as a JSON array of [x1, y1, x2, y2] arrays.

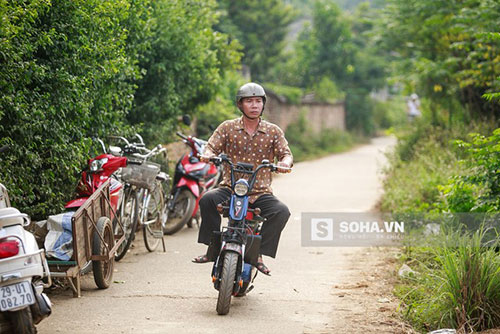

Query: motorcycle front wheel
[[163, 189, 195, 235], [216, 251, 238, 315]]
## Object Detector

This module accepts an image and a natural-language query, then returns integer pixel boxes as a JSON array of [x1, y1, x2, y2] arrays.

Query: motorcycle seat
[[0, 207, 25, 227]]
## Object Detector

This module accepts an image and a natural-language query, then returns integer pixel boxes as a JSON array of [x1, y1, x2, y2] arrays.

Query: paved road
[[38, 136, 395, 334]]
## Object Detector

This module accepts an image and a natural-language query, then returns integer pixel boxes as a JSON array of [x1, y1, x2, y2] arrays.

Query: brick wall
[[264, 90, 345, 133]]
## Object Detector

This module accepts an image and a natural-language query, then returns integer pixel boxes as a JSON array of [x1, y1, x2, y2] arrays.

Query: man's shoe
[[256, 261, 271, 276], [192, 254, 210, 263]]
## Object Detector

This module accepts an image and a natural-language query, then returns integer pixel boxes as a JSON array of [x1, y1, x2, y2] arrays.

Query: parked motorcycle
[[0, 145, 52, 333], [64, 138, 138, 261], [164, 132, 221, 235], [205, 154, 290, 315]]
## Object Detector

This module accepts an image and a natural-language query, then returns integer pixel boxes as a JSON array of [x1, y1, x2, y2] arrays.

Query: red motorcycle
[[164, 132, 222, 235], [65, 138, 139, 261]]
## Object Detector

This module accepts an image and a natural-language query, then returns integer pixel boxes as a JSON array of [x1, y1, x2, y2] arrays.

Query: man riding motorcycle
[[192, 82, 292, 276]]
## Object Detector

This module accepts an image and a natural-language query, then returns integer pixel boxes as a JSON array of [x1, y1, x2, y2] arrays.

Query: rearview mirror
[[109, 146, 122, 156], [182, 115, 191, 126]]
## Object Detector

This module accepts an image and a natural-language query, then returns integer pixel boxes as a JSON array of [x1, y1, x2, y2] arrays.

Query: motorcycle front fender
[[222, 243, 242, 255]]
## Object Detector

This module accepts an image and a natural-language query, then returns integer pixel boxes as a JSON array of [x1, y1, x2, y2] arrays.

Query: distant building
[[265, 89, 345, 133]]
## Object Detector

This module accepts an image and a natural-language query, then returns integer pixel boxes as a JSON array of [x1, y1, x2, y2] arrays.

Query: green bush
[[448, 129, 500, 212], [381, 129, 463, 214], [311, 76, 345, 103], [285, 111, 358, 161], [0, 0, 139, 220], [0, 0, 240, 220], [372, 96, 407, 131], [263, 83, 303, 105]]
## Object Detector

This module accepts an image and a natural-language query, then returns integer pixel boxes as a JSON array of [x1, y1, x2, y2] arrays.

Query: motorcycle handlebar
[[176, 132, 189, 140], [130, 145, 166, 162], [96, 138, 107, 154], [134, 133, 145, 146], [109, 135, 146, 149], [127, 159, 142, 165], [210, 155, 291, 192], [210, 155, 291, 173]]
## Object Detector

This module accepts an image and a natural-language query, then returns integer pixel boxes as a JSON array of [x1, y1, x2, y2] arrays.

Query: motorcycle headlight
[[234, 180, 249, 196], [90, 158, 108, 172]]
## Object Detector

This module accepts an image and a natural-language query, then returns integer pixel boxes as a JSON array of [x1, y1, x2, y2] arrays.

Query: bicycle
[[119, 137, 169, 252]]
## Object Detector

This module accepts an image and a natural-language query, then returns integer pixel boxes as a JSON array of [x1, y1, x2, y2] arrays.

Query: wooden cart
[[47, 179, 125, 297]]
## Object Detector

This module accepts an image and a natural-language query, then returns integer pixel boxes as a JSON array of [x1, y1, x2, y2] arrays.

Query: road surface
[[38, 136, 398, 334]]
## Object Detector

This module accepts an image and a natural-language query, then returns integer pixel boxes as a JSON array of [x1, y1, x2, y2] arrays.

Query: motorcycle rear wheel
[[216, 252, 238, 315], [164, 190, 195, 235], [235, 281, 250, 297], [10, 307, 35, 334]]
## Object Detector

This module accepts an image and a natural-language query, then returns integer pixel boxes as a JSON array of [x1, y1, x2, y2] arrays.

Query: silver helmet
[[236, 82, 267, 105]]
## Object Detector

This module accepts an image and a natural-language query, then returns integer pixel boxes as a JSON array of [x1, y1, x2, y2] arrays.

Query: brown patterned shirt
[[205, 116, 293, 202]]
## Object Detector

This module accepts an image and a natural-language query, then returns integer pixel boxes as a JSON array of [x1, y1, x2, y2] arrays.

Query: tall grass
[[396, 228, 500, 333], [436, 228, 500, 332], [384, 121, 500, 332]]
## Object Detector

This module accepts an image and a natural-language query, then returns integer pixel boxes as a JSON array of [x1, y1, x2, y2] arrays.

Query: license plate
[[0, 281, 35, 311]]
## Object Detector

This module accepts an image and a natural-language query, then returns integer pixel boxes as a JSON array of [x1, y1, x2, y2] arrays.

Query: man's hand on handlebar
[[276, 161, 292, 173], [199, 155, 214, 163]]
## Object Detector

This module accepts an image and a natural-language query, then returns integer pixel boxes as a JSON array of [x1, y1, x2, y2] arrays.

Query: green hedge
[[0, 0, 138, 219], [0, 0, 238, 220]]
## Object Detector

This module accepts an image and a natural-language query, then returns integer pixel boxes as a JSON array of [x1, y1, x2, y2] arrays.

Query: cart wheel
[[92, 217, 114, 289]]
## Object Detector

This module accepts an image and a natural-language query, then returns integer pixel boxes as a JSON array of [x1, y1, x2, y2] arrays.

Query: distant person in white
[[406, 93, 421, 121]]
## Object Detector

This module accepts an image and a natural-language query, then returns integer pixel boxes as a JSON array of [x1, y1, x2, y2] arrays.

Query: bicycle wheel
[[143, 180, 164, 252], [114, 186, 139, 261]]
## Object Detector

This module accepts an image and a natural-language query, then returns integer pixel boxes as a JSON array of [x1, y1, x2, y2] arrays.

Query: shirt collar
[[237, 116, 268, 134]]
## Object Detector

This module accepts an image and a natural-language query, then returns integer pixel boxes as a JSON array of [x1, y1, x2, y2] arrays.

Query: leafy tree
[[216, 0, 296, 81], [308, 0, 355, 85], [130, 0, 241, 143], [274, 0, 387, 134], [379, 0, 500, 123]]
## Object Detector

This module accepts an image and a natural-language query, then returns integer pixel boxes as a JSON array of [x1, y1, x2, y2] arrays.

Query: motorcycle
[[0, 145, 52, 333], [64, 138, 138, 261], [164, 132, 221, 235], [205, 154, 290, 315], [65, 138, 127, 211]]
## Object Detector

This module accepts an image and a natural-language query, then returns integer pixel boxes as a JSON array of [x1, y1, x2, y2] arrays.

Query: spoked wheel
[[92, 217, 115, 289], [164, 189, 195, 235], [114, 188, 139, 261], [143, 181, 164, 252], [216, 252, 238, 315]]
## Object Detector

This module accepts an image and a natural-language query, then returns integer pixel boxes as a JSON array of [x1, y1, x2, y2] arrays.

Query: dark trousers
[[198, 187, 290, 258]]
